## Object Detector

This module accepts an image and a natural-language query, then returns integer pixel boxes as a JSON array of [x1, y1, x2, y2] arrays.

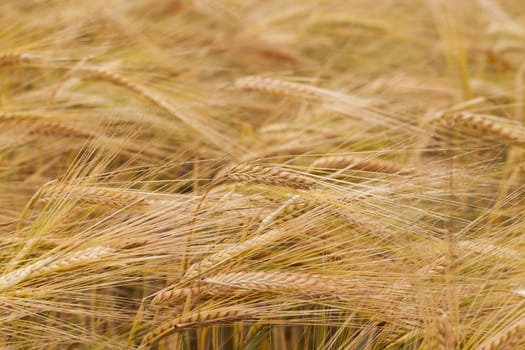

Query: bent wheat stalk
[[77, 67, 184, 121], [152, 270, 340, 307], [150, 286, 209, 307], [138, 307, 259, 349], [431, 112, 525, 148]]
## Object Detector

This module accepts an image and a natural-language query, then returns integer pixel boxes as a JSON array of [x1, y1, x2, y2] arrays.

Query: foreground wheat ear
[[138, 307, 260, 349], [475, 318, 525, 350], [430, 112, 525, 147], [0, 246, 114, 293], [224, 163, 316, 190], [150, 270, 341, 307], [0, 51, 32, 67]]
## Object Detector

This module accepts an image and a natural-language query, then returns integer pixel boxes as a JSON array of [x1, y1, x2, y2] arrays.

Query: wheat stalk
[[28, 121, 90, 138], [203, 270, 341, 298], [183, 229, 285, 280], [310, 155, 415, 175], [76, 67, 184, 119], [152, 270, 340, 307], [138, 307, 259, 349], [431, 112, 525, 148], [235, 76, 324, 101], [41, 185, 147, 209], [0, 113, 89, 138], [0, 52, 32, 67], [0, 246, 114, 293], [256, 198, 312, 224], [476, 318, 525, 350], [150, 286, 208, 307], [436, 312, 455, 350], [0, 112, 45, 123], [225, 163, 316, 190]]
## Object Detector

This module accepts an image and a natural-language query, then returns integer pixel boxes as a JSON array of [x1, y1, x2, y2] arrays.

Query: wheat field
[[2, 0, 525, 349]]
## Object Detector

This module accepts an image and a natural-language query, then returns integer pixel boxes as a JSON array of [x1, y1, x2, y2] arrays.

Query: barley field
[[2, 0, 525, 349]]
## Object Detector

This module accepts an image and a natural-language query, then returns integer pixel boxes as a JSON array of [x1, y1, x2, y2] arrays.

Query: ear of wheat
[[0, 246, 114, 293], [77, 67, 182, 119], [0, 52, 32, 67], [202, 270, 341, 298], [41, 185, 147, 209], [431, 112, 525, 148], [150, 286, 207, 307], [225, 163, 316, 190], [436, 312, 455, 350], [138, 307, 260, 349], [310, 155, 415, 175], [183, 229, 285, 280], [151, 270, 341, 307], [28, 121, 90, 139], [475, 319, 525, 350], [235, 76, 324, 101], [0, 113, 89, 138]]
